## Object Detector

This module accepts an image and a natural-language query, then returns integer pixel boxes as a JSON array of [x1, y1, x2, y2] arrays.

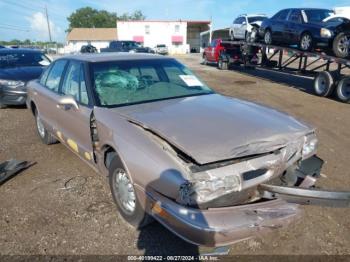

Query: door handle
[[57, 103, 73, 111]]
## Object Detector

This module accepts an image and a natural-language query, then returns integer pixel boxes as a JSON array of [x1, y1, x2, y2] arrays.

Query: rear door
[[55, 60, 94, 162], [33, 59, 68, 133], [285, 10, 303, 44], [272, 9, 291, 42]]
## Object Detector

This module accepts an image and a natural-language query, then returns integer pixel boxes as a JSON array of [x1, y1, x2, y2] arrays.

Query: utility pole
[[45, 5, 52, 42]]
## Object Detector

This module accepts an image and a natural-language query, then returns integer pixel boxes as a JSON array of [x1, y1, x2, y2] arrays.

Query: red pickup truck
[[202, 38, 258, 69]]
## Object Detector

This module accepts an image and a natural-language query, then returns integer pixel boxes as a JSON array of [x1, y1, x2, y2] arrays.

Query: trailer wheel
[[336, 77, 350, 103], [313, 71, 335, 97], [218, 58, 228, 70]]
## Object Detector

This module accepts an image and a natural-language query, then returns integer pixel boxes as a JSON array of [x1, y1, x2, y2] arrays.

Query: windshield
[[248, 16, 267, 23], [92, 59, 214, 107], [0, 52, 50, 68], [157, 45, 166, 48], [302, 9, 334, 23]]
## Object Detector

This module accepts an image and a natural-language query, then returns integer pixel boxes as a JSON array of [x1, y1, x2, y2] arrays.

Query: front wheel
[[109, 156, 153, 228], [300, 33, 313, 51], [332, 33, 349, 58], [202, 54, 208, 65]]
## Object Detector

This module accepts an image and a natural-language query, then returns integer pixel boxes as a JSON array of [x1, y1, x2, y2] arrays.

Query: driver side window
[[61, 61, 89, 105]]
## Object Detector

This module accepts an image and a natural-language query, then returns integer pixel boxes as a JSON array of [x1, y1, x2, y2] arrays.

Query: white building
[[117, 20, 211, 54], [66, 28, 117, 53]]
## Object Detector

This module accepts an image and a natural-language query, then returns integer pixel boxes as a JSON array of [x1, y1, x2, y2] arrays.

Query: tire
[[202, 54, 208, 65], [34, 109, 57, 145], [336, 77, 350, 103], [218, 58, 228, 70], [313, 71, 335, 97], [109, 155, 153, 228], [248, 27, 259, 43], [299, 32, 313, 52], [264, 29, 272, 45], [332, 33, 349, 58]]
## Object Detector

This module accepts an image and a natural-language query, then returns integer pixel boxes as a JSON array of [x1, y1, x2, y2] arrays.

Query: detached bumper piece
[[0, 159, 35, 185], [259, 184, 350, 208], [146, 190, 300, 247], [0, 88, 27, 106]]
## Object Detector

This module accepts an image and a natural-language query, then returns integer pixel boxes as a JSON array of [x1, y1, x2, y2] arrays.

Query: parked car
[[202, 38, 259, 69], [100, 41, 154, 53], [25, 53, 347, 247], [230, 14, 268, 42], [154, 44, 168, 55], [0, 48, 51, 108], [259, 8, 350, 58], [80, 44, 97, 53]]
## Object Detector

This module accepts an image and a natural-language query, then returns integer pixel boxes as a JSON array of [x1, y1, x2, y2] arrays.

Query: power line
[[0, 26, 30, 32]]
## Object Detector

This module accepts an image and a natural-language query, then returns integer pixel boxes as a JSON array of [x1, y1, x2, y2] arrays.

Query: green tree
[[66, 7, 145, 32], [118, 10, 146, 21]]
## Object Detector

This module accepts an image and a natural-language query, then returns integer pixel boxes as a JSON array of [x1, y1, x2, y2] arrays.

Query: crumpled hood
[[114, 94, 313, 164]]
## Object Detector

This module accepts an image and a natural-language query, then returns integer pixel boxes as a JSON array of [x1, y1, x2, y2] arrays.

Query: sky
[[0, 0, 349, 43]]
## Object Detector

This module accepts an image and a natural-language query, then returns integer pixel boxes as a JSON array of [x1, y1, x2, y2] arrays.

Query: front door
[[55, 61, 94, 163]]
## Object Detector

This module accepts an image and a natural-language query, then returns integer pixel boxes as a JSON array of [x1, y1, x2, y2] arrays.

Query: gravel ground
[[0, 54, 349, 256]]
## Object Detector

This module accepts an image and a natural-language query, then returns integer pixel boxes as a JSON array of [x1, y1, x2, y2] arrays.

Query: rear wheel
[[313, 71, 335, 97], [109, 156, 153, 228], [336, 77, 350, 103], [333, 33, 349, 58], [34, 109, 57, 145], [264, 29, 272, 45], [300, 33, 313, 52], [218, 58, 228, 70]]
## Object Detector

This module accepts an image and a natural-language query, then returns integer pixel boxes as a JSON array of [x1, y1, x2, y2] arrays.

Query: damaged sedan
[[26, 53, 350, 247]]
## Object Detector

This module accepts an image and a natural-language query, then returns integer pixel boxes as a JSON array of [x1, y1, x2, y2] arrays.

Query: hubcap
[[114, 169, 136, 214], [301, 35, 311, 50], [339, 78, 350, 100], [337, 35, 349, 55], [315, 75, 327, 94], [36, 114, 45, 138], [265, 31, 271, 44]]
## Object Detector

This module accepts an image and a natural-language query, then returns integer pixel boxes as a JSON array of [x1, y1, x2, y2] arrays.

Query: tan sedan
[[26, 53, 350, 247]]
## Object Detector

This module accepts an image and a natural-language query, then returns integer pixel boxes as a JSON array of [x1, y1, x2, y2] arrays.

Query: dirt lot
[[0, 54, 350, 256]]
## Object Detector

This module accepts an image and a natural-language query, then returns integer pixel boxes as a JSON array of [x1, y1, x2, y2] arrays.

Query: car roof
[[0, 48, 43, 54], [59, 53, 171, 63], [283, 8, 332, 11]]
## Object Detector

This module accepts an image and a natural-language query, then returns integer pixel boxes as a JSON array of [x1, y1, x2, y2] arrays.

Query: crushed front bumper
[[142, 189, 300, 247]]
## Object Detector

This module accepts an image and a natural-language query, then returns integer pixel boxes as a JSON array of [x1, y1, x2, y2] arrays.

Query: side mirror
[[242, 21, 247, 25], [57, 95, 79, 110]]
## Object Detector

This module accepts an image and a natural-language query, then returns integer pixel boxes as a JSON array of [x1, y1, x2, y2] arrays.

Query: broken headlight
[[302, 133, 318, 160], [179, 174, 242, 206]]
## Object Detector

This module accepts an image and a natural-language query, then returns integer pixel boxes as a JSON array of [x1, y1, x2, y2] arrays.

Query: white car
[[154, 44, 168, 55], [323, 6, 350, 22], [229, 14, 268, 41]]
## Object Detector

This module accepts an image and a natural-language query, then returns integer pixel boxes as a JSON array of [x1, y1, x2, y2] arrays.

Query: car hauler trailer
[[204, 40, 350, 103]]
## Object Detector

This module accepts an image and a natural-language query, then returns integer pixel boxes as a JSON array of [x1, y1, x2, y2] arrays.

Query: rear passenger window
[[45, 60, 67, 92]]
